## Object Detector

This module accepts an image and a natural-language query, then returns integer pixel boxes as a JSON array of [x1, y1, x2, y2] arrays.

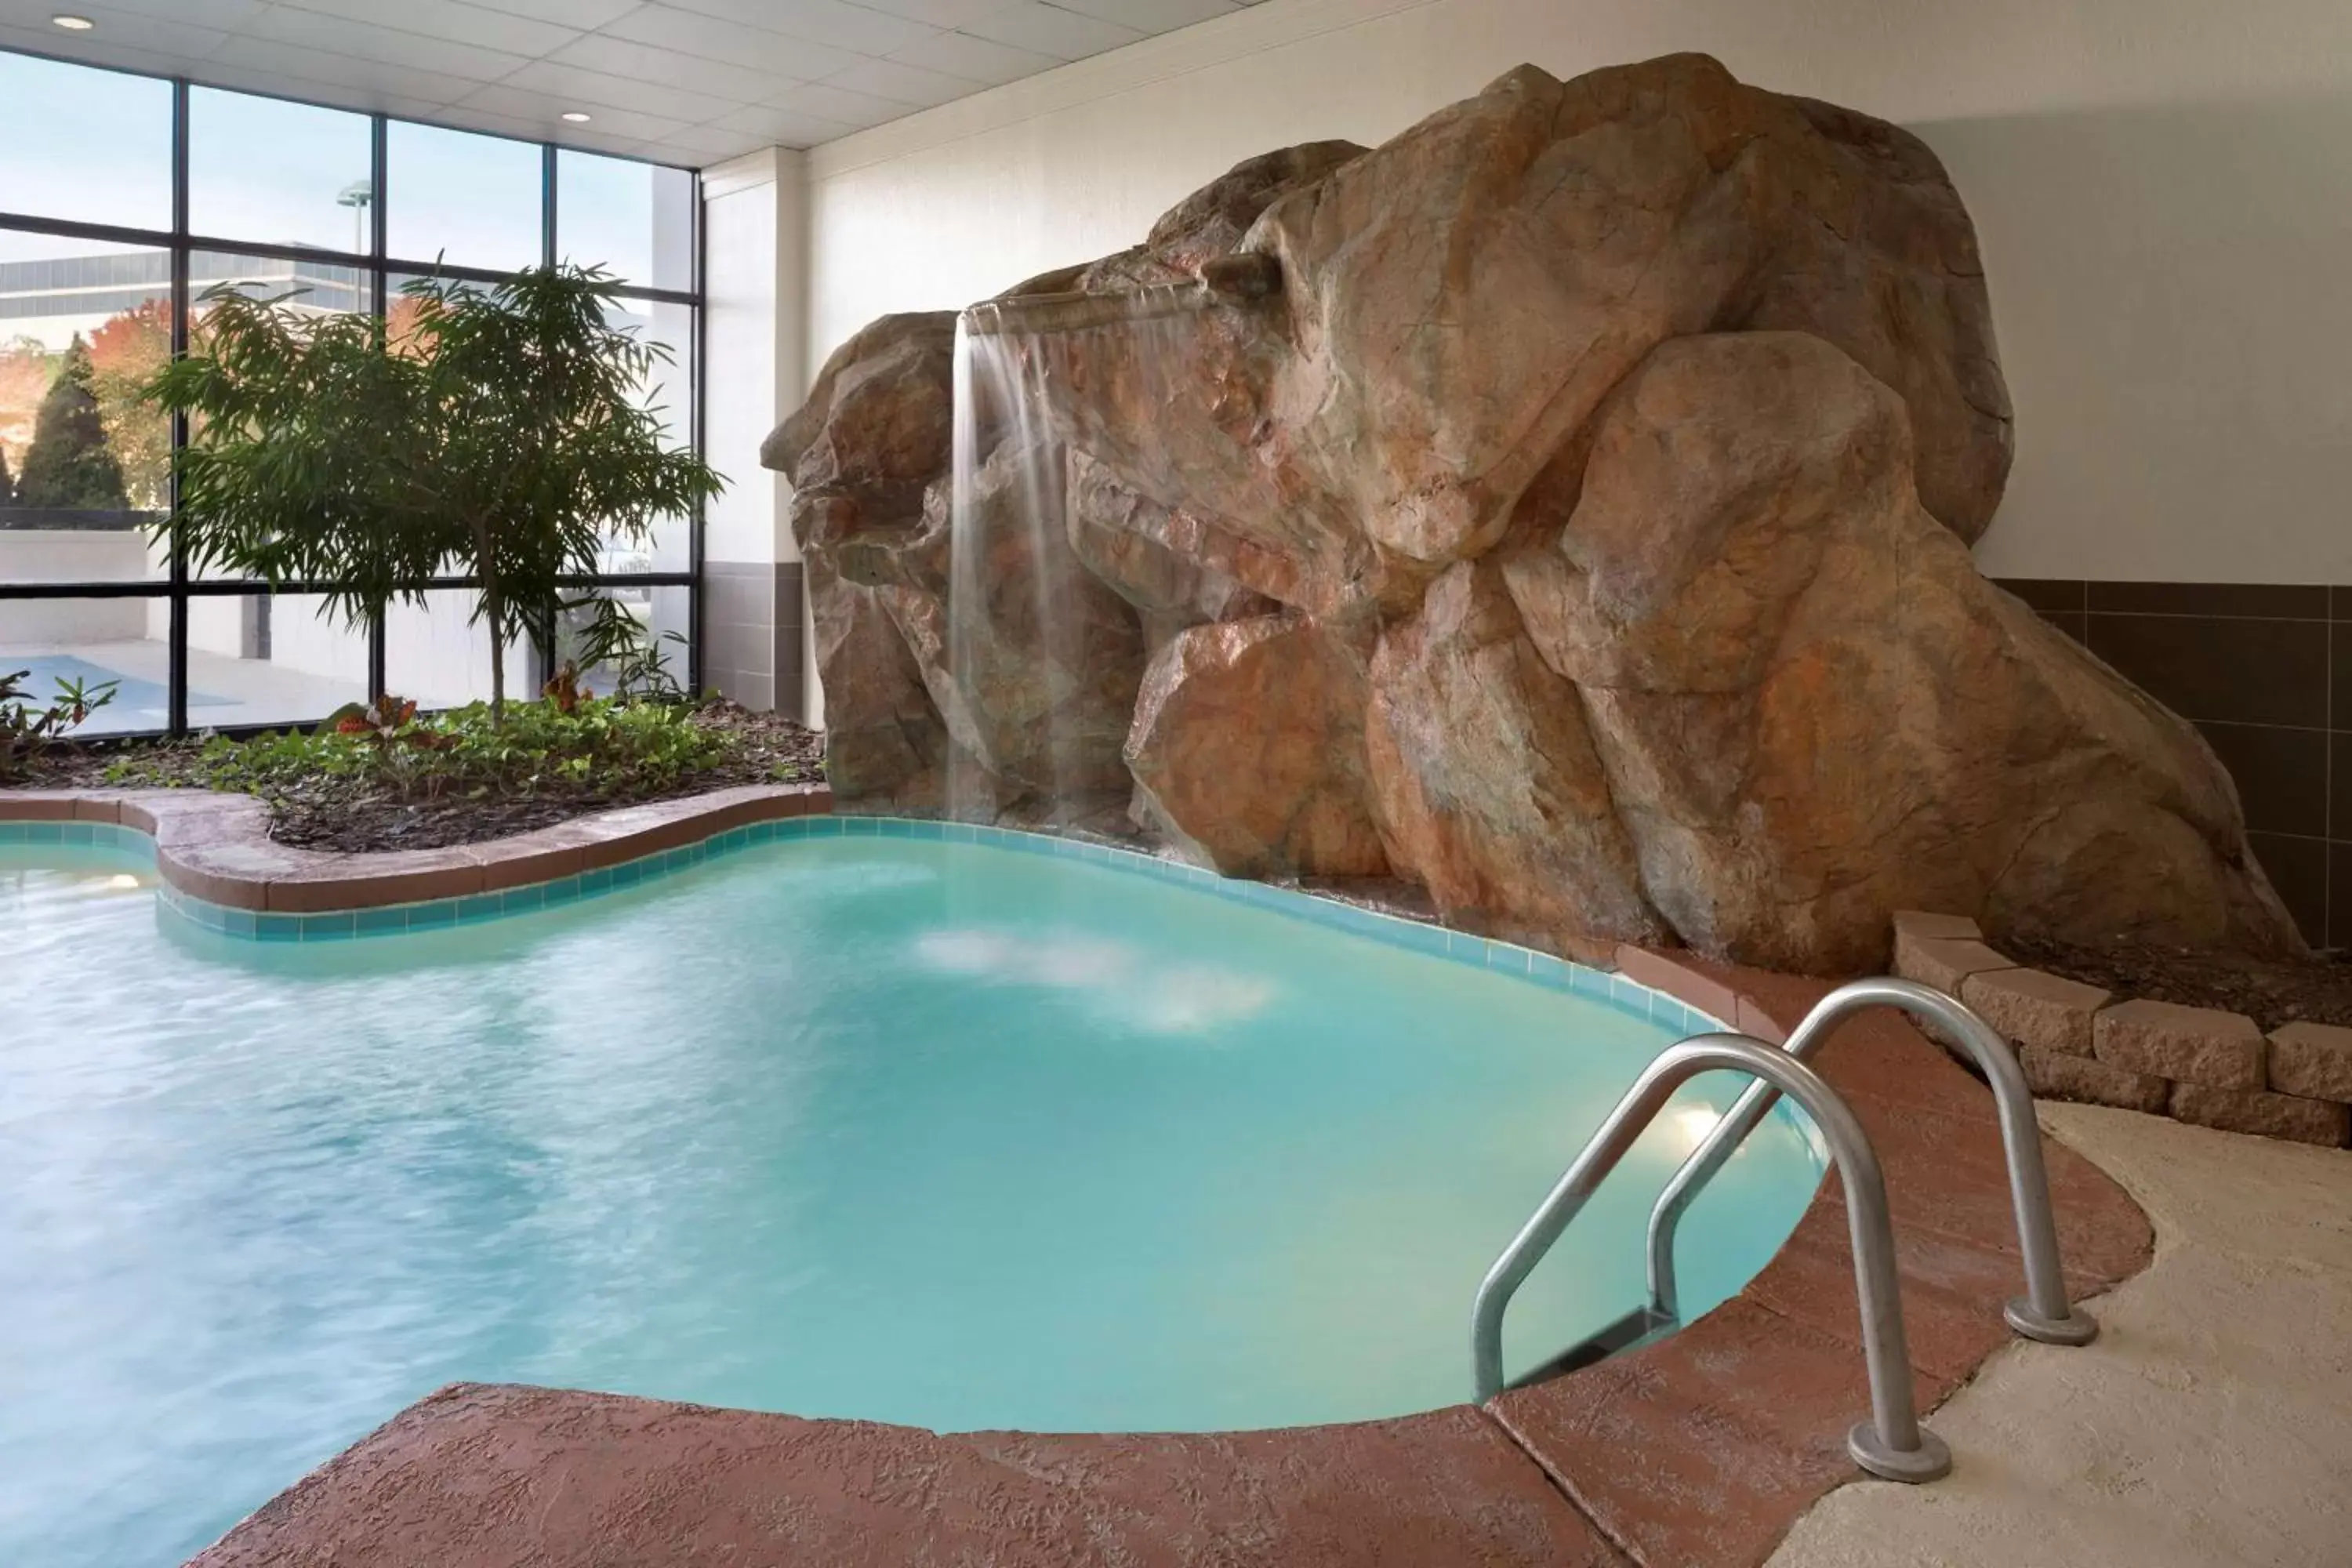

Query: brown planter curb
[[169, 943, 2153, 1568], [0, 782, 833, 916]]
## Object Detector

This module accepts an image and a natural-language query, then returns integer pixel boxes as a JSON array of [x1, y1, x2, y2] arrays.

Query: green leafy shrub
[[0, 668, 119, 784], [106, 694, 728, 803]]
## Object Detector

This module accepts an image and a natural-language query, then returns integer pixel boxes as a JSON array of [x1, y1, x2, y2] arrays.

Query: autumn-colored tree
[[0, 337, 54, 482], [85, 299, 176, 510], [17, 336, 127, 510]]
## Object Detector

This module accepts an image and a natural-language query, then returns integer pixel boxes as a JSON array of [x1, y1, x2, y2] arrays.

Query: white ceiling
[[0, 0, 1266, 167]]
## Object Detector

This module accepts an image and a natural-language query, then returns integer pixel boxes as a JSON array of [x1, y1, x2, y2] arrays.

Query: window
[[557, 151, 695, 294], [190, 89, 373, 255], [0, 48, 704, 736], [0, 52, 172, 231], [387, 121, 543, 274]]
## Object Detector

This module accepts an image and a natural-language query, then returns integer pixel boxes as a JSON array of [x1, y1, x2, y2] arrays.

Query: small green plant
[[107, 694, 728, 804], [0, 668, 119, 783]]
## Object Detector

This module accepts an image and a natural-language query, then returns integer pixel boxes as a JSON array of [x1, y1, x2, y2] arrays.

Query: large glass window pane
[[387, 122, 542, 274], [0, 232, 172, 563], [187, 252, 376, 580], [184, 593, 370, 730], [387, 589, 531, 712], [608, 295, 695, 572], [557, 151, 694, 293], [0, 595, 172, 736], [554, 583, 692, 698], [190, 88, 374, 256], [0, 53, 172, 232]]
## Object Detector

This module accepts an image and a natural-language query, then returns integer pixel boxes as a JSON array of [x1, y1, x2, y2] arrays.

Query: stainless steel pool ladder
[[1469, 1033, 1954, 1483], [1472, 979, 2105, 1486], [1646, 978, 2099, 1348]]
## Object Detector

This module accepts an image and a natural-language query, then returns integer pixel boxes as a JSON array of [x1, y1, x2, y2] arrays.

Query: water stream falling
[[946, 267, 1273, 827], [946, 318, 1077, 823]]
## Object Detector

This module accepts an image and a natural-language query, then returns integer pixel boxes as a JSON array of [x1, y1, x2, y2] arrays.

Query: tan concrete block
[[1960, 967, 2111, 1057], [2168, 1082, 2350, 1147], [2095, 998, 2264, 1088], [1892, 909, 1982, 942], [2019, 1044, 2170, 1112], [2268, 1022, 2352, 1103], [1893, 933, 2013, 995]]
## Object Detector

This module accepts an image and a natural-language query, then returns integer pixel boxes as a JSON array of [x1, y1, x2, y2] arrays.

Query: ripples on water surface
[[1, 835, 1820, 1564]]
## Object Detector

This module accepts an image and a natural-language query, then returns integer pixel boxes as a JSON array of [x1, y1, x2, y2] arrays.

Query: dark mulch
[[2002, 933, 2352, 1032], [18, 702, 825, 856]]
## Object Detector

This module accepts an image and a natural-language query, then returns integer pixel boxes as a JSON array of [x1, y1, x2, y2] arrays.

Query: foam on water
[[1, 834, 1821, 1566]]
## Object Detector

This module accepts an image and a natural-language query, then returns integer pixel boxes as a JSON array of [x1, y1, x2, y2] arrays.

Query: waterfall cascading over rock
[[764, 55, 2303, 971]]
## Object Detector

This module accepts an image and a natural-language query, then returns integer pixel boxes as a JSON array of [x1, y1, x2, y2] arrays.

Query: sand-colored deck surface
[[1767, 1102, 2352, 1568]]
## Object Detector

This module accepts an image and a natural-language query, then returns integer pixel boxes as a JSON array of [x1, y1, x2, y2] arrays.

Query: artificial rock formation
[[768, 53, 2300, 968]]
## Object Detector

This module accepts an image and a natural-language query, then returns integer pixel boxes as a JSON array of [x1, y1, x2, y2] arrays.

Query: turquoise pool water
[[1, 829, 1822, 1566]]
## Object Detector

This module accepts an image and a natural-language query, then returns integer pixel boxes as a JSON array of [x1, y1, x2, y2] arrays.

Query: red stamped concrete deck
[[176, 949, 2153, 1568], [0, 782, 831, 912]]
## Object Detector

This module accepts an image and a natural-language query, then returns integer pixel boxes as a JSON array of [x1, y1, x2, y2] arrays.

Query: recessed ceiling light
[[561, 111, 592, 123], [52, 13, 96, 29]]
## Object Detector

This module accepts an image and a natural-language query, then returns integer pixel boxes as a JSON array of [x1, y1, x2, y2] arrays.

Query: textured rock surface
[[1366, 561, 1662, 950], [1504, 332, 2294, 969], [1126, 615, 1388, 878], [766, 55, 2300, 969], [765, 314, 960, 808]]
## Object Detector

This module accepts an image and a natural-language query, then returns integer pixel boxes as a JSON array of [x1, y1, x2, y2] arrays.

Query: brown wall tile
[[2334, 622, 2352, 730], [2247, 831, 2328, 946], [1994, 578, 2086, 615], [2085, 613, 2328, 728], [2333, 843, 2352, 950], [2197, 721, 2328, 836], [2086, 581, 2328, 619]]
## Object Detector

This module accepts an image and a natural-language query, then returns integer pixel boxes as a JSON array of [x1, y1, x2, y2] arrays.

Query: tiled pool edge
[[0, 794, 1722, 1037]]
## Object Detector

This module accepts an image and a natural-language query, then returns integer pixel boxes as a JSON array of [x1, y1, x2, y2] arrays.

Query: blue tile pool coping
[[3, 811, 1726, 1040]]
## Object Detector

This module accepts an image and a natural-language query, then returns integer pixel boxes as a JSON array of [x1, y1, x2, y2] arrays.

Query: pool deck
[[177, 954, 2157, 1568], [1766, 1101, 2352, 1568]]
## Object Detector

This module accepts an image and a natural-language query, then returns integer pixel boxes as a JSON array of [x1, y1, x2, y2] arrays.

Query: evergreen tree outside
[[17, 336, 128, 511]]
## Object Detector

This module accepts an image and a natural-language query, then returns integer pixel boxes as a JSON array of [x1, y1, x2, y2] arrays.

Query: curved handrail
[[1471, 1033, 1951, 1483], [1645, 978, 2096, 1346]]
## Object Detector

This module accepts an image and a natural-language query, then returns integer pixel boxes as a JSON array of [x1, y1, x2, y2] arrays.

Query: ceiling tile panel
[[851, 0, 1024, 27], [597, 5, 858, 81], [550, 31, 795, 103], [958, 1, 1142, 60], [884, 27, 1059, 85], [459, 0, 643, 25], [1050, 0, 1237, 30], [767, 78, 909, 129], [267, 0, 582, 57], [209, 34, 490, 103], [710, 100, 858, 148], [662, 0, 937, 58], [499, 56, 734, 121], [241, 5, 532, 81], [820, 56, 981, 108], [457, 81, 695, 141]]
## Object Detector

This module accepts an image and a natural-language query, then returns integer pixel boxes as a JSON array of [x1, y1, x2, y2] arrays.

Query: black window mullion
[[689, 169, 706, 701], [368, 113, 389, 705], [167, 78, 190, 739]]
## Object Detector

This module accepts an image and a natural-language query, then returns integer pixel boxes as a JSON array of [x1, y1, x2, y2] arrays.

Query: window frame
[[0, 48, 706, 736]]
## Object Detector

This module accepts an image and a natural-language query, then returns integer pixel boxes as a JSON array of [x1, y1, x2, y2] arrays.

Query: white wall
[[802, 0, 2352, 586]]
